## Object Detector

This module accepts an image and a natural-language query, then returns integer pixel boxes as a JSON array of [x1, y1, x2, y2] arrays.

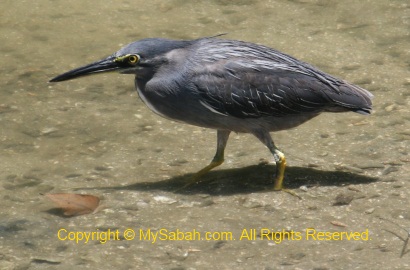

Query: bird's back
[[188, 38, 373, 119]]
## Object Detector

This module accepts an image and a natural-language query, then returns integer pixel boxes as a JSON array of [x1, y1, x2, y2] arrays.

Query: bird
[[49, 35, 373, 193]]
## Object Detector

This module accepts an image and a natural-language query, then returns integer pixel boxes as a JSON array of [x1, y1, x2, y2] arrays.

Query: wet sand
[[1, 1, 409, 269]]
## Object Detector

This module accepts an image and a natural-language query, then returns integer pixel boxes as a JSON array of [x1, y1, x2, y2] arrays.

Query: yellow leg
[[273, 150, 286, 191], [252, 130, 301, 199], [272, 149, 301, 199], [179, 130, 230, 189], [194, 158, 224, 179]]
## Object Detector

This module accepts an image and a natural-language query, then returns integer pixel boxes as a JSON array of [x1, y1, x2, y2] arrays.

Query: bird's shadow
[[98, 164, 378, 196]]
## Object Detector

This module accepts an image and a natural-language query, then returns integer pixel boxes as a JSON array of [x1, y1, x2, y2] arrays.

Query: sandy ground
[[1, 0, 409, 269]]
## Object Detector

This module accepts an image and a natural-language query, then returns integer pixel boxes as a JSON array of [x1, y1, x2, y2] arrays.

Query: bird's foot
[[272, 156, 301, 199], [175, 160, 223, 191]]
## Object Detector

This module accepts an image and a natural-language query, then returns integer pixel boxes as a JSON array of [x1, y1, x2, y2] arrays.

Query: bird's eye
[[128, 54, 140, 65]]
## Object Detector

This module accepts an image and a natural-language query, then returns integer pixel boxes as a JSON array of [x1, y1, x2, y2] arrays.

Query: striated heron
[[50, 36, 373, 192]]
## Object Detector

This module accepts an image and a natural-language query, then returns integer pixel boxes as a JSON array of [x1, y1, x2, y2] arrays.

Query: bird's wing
[[191, 60, 343, 118]]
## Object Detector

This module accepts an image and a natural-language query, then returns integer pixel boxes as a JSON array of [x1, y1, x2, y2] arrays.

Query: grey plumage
[[127, 37, 372, 132], [50, 36, 373, 192]]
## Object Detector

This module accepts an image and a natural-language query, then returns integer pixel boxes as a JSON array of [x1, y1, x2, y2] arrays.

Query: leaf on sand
[[44, 193, 100, 216]]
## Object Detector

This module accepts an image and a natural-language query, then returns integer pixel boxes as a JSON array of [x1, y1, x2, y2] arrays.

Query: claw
[[176, 160, 224, 191]]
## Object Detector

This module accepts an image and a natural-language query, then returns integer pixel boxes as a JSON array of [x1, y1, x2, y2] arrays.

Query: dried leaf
[[45, 193, 100, 216]]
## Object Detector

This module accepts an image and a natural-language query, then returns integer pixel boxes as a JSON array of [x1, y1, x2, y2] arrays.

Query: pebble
[[299, 186, 308, 192], [365, 208, 375, 214], [22, 128, 41, 138], [3, 177, 42, 189], [136, 200, 149, 208], [333, 193, 354, 206], [382, 166, 399, 175], [153, 195, 177, 204], [384, 104, 396, 112], [41, 127, 59, 135], [65, 173, 82, 178], [31, 258, 61, 265], [37, 185, 54, 193], [242, 200, 262, 208], [163, 249, 188, 261], [334, 164, 364, 174], [307, 163, 320, 168], [213, 241, 226, 249], [398, 130, 410, 136], [290, 252, 306, 260], [347, 185, 361, 192], [355, 162, 385, 169], [0, 104, 17, 113], [168, 159, 188, 166], [95, 166, 112, 171], [199, 199, 215, 207]]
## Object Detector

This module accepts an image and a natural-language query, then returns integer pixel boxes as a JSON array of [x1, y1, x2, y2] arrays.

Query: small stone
[[382, 166, 399, 175], [213, 241, 226, 249], [136, 200, 149, 208], [199, 199, 214, 207], [153, 195, 177, 204], [347, 185, 361, 192], [290, 252, 306, 260], [334, 164, 363, 174], [384, 104, 396, 112], [365, 208, 375, 214], [307, 163, 320, 168], [306, 205, 318, 210], [168, 159, 188, 166], [241, 200, 262, 208], [264, 205, 277, 212], [31, 258, 61, 265], [41, 127, 59, 136], [299, 186, 308, 192], [355, 162, 385, 169], [95, 166, 111, 171], [37, 185, 54, 193], [165, 250, 188, 261], [333, 193, 354, 206], [65, 173, 82, 178]]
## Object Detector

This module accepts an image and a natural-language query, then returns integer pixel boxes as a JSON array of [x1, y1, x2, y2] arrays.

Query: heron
[[50, 36, 373, 193]]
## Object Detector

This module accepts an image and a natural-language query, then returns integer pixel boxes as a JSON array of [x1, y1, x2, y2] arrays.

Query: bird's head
[[49, 38, 192, 82]]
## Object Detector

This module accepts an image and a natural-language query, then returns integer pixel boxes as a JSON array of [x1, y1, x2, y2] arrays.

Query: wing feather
[[190, 38, 372, 118]]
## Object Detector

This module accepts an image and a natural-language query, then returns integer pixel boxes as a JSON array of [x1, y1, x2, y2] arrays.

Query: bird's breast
[[135, 77, 196, 122], [136, 86, 169, 119]]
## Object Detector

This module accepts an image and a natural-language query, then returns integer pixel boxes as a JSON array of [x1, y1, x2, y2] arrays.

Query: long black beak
[[49, 56, 119, 82]]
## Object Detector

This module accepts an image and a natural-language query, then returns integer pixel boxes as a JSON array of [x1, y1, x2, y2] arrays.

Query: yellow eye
[[128, 54, 140, 65]]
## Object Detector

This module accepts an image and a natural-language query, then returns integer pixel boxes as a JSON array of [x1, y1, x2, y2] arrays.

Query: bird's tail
[[327, 82, 373, 115]]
